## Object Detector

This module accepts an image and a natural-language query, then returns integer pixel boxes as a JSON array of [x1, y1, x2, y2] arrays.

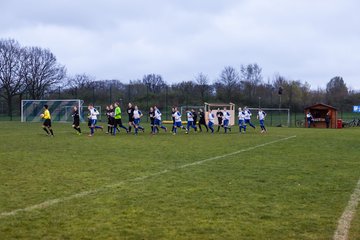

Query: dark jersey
[[72, 110, 80, 121], [149, 110, 155, 124], [199, 111, 206, 123], [171, 111, 175, 123], [192, 111, 198, 123], [106, 109, 111, 120], [127, 107, 134, 122], [72, 110, 80, 126], [216, 111, 223, 124]]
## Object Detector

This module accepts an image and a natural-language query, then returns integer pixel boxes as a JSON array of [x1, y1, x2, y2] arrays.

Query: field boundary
[[0, 135, 296, 219], [333, 177, 360, 240]]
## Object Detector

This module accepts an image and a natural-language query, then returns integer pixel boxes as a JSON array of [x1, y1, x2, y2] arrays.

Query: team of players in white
[[87, 103, 267, 136]]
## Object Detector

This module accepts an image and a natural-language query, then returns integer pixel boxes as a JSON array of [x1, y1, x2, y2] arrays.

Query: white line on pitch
[[0, 135, 296, 219], [333, 177, 360, 240]]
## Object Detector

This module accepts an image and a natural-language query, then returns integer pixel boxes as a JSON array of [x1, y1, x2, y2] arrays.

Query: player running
[[113, 102, 128, 135], [153, 106, 167, 134], [172, 107, 186, 135], [88, 104, 103, 137], [257, 108, 267, 133], [244, 106, 256, 129], [216, 108, 223, 132], [40, 104, 54, 137], [223, 107, 231, 133], [149, 107, 156, 134], [238, 107, 246, 133], [185, 109, 197, 134], [72, 106, 81, 135], [127, 103, 135, 133], [207, 109, 215, 134], [198, 108, 208, 132], [133, 105, 145, 135]]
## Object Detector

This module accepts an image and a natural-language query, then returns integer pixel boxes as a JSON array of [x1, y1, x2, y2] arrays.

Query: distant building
[[304, 103, 337, 128]]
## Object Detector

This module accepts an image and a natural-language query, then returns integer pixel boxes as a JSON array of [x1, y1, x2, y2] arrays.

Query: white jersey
[[89, 108, 99, 120], [133, 110, 142, 119], [238, 111, 245, 120], [244, 110, 252, 120], [155, 109, 162, 120], [258, 110, 266, 120], [187, 111, 194, 121], [223, 111, 231, 120], [208, 112, 215, 123], [173, 111, 182, 122]]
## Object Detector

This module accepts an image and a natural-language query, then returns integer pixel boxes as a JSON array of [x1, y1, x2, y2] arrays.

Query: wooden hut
[[304, 103, 337, 128]]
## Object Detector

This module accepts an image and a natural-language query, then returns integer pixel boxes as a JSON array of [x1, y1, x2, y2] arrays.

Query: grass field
[[0, 121, 360, 239]]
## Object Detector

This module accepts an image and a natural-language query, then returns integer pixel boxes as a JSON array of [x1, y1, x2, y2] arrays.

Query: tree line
[[1, 38, 359, 120]]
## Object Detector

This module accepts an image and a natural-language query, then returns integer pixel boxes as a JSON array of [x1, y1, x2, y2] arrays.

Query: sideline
[[333, 177, 360, 240]]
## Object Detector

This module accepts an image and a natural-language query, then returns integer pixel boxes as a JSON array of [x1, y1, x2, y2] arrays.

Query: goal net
[[248, 107, 290, 127], [21, 99, 83, 122]]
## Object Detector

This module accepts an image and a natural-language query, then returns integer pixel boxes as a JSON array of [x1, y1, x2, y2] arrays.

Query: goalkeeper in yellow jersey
[[40, 104, 54, 136]]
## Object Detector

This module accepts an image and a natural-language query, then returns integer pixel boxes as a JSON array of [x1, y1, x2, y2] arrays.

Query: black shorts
[[114, 118, 123, 126], [43, 119, 51, 127], [73, 119, 80, 127], [128, 117, 134, 123], [150, 118, 155, 125], [109, 117, 115, 126], [88, 119, 91, 127], [218, 118, 223, 125]]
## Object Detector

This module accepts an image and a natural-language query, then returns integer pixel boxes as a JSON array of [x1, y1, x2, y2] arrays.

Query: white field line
[[0, 135, 296, 219], [333, 177, 360, 240]]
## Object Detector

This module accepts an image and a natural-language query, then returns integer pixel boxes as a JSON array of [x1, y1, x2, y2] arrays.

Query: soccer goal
[[248, 107, 290, 127], [21, 99, 83, 122], [204, 102, 236, 126]]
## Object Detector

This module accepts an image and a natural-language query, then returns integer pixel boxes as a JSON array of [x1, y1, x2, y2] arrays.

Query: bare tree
[[142, 74, 165, 93], [65, 73, 95, 97], [216, 66, 240, 102], [194, 72, 211, 103], [240, 63, 263, 102], [0, 39, 26, 119], [23, 46, 66, 99]]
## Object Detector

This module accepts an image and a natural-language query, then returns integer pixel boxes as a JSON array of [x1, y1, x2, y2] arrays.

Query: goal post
[[21, 99, 83, 123], [248, 107, 290, 127]]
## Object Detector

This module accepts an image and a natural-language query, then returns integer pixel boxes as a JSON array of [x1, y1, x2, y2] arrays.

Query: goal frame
[[248, 107, 290, 127], [21, 99, 83, 123]]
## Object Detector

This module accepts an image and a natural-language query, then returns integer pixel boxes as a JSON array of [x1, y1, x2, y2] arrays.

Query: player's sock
[[77, 127, 81, 133], [43, 127, 49, 134], [128, 126, 132, 132], [49, 129, 54, 136]]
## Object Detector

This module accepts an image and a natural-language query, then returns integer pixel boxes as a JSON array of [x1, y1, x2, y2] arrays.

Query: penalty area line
[[0, 135, 296, 219], [333, 177, 360, 240]]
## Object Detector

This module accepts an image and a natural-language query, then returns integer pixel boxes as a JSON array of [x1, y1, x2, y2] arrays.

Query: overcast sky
[[1, 0, 359, 89]]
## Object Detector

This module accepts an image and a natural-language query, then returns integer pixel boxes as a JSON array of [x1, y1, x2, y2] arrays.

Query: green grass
[[0, 122, 360, 239]]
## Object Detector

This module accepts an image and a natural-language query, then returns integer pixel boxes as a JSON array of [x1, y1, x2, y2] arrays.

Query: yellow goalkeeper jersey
[[44, 109, 51, 119]]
